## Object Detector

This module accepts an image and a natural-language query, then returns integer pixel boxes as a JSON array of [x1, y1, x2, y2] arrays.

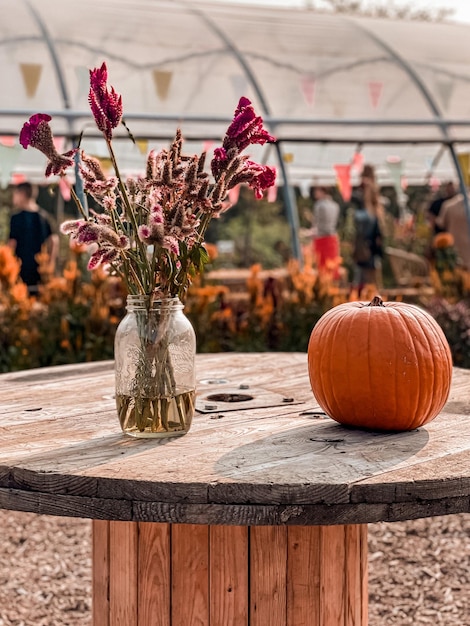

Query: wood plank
[[92, 520, 110, 626], [344, 525, 367, 626], [250, 526, 287, 626], [109, 521, 138, 626], [319, 526, 346, 626], [171, 524, 209, 625], [209, 526, 249, 626], [287, 526, 321, 626], [138, 523, 170, 626]]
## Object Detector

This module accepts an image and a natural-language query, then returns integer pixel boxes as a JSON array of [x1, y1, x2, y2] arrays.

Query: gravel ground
[[0, 511, 468, 625]]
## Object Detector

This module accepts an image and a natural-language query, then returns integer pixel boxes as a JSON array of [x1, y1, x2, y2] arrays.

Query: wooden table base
[[92, 520, 368, 626]]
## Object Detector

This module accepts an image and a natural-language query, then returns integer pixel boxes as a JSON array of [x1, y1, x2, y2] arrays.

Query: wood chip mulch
[[0, 511, 468, 625]]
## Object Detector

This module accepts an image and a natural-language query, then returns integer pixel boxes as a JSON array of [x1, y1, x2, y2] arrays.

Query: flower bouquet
[[20, 62, 277, 436]]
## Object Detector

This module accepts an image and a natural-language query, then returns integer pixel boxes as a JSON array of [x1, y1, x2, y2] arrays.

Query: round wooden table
[[0, 353, 469, 626]]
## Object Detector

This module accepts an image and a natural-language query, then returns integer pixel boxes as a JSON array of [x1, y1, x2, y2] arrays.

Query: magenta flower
[[89, 62, 123, 140], [20, 113, 76, 177], [247, 163, 277, 199], [224, 97, 275, 152]]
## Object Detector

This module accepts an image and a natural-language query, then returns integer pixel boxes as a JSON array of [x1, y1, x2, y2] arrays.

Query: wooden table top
[[0, 353, 469, 526]]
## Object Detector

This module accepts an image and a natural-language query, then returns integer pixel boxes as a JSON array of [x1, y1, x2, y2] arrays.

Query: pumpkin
[[307, 296, 452, 431]]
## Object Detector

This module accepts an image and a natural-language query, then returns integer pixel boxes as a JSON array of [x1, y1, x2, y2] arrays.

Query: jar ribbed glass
[[114, 296, 196, 438]]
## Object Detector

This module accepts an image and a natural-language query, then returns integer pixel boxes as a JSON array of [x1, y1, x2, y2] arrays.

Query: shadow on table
[[214, 420, 430, 485]]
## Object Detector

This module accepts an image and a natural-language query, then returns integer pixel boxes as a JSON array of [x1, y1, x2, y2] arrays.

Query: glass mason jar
[[114, 295, 196, 438]]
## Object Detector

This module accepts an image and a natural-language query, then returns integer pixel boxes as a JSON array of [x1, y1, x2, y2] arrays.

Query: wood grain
[[287, 526, 321, 626], [92, 520, 110, 626], [109, 521, 138, 625], [171, 524, 209, 625], [209, 525, 248, 625], [137, 523, 170, 626], [0, 353, 469, 525], [250, 526, 287, 626]]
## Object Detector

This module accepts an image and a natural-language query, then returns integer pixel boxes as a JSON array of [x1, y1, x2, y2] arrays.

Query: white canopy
[[2, 0, 470, 188]]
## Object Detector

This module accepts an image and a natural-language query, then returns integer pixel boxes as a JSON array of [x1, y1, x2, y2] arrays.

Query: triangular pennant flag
[[59, 177, 72, 202], [152, 70, 172, 101], [300, 75, 315, 107], [457, 153, 470, 187], [202, 140, 214, 153], [430, 176, 441, 192], [368, 81, 383, 110], [11, 173, 26, 185], [75, 65, 90, 101], [53, 136, 65, 153], [228, 184, 240, 205], [20, 63, 42, 98], [0, 136, 15, 147], [267, 184, 278, 203], [229, 74, 249, 99], [351, 151, 364, 173], [333, 164, 352, 202], [136, 139, 148, 155], [435, 76, 454, 111], [283, 153, 294, 164]]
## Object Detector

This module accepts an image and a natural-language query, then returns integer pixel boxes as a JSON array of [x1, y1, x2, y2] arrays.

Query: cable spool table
[[0, 353, 469, 625]]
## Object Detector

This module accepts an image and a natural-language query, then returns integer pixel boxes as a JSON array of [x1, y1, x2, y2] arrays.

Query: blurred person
[[436, 192, 470, 269], [311, 186, 340, 275], [350, 164, 383, 292], [8, 181, 58, 294], [427, 180, 456, 235]]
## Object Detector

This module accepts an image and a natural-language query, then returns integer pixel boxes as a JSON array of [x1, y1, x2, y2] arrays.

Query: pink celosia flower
[[20, 113, 76, 177], [88, 62, 123, 141], [224, 97, 275, 152]]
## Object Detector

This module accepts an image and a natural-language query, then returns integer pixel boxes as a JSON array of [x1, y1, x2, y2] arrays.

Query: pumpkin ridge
[[398, 307, 429, 429], [404, 306, 451, 423]]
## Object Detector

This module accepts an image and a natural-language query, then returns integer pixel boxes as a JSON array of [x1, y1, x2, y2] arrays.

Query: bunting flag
[[283, 153, 294, 163], [351, 151, 364, 173], [300, 75, 315, 107], [229, 74, 249, 99], [267, 184, 278, 203], [59, 177, 72, 202], [202, 140, 214, 153], [368, 80, 383, 110], [386, 156, 403, 195], [152, 69, 172, 101], [135, 139, 148, 155], [11, 173, 26, 185], [53, 136, 65, 153], [430, 176, 441, 192], [20, 62, 42, 98], [0, 144, 22, 188], [457, 152, 470, 187], [75, 65, 90, 101], [0, 136, 15, 147], [334, 164, 352, 202], [228, 184, 240, 205]]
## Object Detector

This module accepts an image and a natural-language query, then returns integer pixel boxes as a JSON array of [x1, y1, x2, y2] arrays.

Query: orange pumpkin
[[307, 296, 452, 431]]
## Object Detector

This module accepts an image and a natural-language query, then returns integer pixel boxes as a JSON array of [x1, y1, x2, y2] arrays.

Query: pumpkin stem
[[367, 295, 385, 307]]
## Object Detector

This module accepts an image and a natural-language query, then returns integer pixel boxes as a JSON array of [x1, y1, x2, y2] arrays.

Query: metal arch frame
[[178, 0, 303, 262], [348, 17, 470, 231]]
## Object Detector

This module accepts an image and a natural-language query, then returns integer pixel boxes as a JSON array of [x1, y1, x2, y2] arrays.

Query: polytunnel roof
[[2, 0, 470, 185]]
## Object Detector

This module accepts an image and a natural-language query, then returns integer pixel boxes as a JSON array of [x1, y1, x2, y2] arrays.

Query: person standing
[[8, 181, 58, 294], [311, 186, 340, 274], [427, 181, 456, 235], [436, 192, 470, 269], [350, 164, 383, 292]]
